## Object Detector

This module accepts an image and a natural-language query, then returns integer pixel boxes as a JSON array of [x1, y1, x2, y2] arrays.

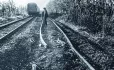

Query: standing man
[[42, 8, 48, 25]]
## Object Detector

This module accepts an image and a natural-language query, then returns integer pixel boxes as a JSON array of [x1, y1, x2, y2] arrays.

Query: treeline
[[46, 0, 114, 35], [0, 0, 27, 17]]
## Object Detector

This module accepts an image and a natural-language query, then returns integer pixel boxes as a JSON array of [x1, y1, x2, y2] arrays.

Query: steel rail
[[39, 20, 47, 48], [0, 17, 35, 43], [0, 16, 30, 29], [49, 19, 95, 70]]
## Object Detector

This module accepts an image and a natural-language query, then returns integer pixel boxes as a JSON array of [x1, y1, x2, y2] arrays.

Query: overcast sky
[[0, 0, 50, 10]]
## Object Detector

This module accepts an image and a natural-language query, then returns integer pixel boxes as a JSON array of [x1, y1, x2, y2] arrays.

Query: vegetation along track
[[49, 19, 114, 70], [0, 17, 35, 44]]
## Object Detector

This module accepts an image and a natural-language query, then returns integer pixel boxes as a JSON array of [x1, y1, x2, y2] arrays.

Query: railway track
[[48, 19, 95, 70], [0, 16, 29, 29], [48, 19, 113, 70], [0, 17, 36, 44], [39, 19, 89, 70]]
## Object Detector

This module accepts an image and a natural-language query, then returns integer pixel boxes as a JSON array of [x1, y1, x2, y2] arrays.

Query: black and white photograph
[[0, 0, 114, 70]]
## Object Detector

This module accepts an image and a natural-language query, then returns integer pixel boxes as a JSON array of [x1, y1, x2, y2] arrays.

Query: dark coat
[[42, 9, 48, 20]]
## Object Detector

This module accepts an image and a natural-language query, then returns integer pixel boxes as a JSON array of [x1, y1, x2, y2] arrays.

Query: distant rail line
[[0, 17, 29, 29], [0, 17, 36, 44]]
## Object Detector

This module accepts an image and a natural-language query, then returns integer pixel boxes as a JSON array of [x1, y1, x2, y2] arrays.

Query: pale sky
[[0, 0, 50, 10]]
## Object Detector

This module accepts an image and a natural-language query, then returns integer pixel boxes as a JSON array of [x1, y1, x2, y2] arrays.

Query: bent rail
[[39, 20, 47, 48]]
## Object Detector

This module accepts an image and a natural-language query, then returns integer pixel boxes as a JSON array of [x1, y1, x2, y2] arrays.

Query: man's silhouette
[[42, 8, 48, 25]]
